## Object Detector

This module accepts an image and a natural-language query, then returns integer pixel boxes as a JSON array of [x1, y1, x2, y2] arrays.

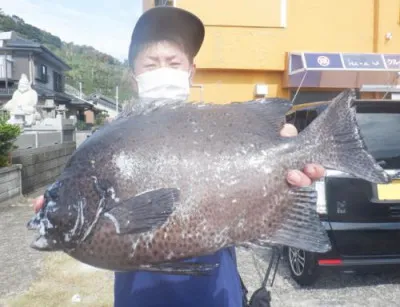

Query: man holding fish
[[32, 6, 326, 307]]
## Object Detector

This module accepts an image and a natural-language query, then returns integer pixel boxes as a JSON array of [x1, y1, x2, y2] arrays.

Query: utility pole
[[116, 85, 119, 114], [79, 82, 82, 99], [4, 52, 8, 90]]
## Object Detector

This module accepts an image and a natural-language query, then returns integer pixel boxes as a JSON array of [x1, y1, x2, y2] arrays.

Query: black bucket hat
[[128, 6, 205, 67]]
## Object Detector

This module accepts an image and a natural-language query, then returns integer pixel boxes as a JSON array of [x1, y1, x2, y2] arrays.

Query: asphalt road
[[237, 247, 400, 307], [2, 192, 400, 306], [0, 191, 46, 299]]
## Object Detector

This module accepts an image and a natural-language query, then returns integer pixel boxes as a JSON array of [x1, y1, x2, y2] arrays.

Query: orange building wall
[[143, 0, 400, 103], [190, 70, 284, 103]]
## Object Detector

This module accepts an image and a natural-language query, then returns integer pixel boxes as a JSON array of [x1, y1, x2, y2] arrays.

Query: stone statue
[[2, 74, 41, 127]]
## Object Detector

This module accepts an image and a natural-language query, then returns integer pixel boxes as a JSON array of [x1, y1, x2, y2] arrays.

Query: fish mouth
[[30, 235, 58, 251], [26, 212, 42, 230], [27, 208, 61, 251]]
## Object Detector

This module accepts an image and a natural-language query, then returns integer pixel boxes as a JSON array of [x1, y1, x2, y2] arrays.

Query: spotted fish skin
[[27, 90, 391, 274]]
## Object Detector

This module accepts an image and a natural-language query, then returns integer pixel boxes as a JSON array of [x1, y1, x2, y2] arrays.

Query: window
[[53, 71, 64, 92], [0, 55, 13, 79], [154, 0, 173, 6], [356, 112, 400, 163], [35, 64, 48, 83]]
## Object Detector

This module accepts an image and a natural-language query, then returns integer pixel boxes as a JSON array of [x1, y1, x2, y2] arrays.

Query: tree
[[0, 11, 133, 104], [0, 113, 22, 167]]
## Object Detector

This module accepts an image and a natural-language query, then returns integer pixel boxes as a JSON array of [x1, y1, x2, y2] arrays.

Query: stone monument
[[1, 74, 41, 127]]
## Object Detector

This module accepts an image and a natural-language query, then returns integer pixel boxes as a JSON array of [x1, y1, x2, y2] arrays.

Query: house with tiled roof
[[0, 31, 96, 121]]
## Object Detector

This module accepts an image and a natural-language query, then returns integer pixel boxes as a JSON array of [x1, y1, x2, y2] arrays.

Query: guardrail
[[0, 87, 16, 95], [13, 129, 75, 150]]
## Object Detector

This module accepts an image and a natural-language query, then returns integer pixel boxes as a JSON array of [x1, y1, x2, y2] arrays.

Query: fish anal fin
[[269, 187, 332, 253], [104, 188, 179, 235], [138, 262, 219, 276]]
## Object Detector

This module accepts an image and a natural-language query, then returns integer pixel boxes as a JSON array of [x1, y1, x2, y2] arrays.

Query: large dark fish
[[26, 89, 391, 275]]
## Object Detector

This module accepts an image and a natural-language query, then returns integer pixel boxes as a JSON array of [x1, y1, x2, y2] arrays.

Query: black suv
[[284, 98, 400, 286]]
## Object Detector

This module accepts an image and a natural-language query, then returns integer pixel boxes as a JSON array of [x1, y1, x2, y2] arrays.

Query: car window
[[294, 110, 308, 131], [306, 110, 318, 124], [356, 113, 400, 161]]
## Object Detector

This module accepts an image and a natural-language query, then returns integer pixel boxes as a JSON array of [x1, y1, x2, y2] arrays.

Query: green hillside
[[0, 9, 133, 103]]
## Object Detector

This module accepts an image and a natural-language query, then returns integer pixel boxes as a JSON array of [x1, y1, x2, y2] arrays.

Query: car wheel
[[287, 247, 319, 286]]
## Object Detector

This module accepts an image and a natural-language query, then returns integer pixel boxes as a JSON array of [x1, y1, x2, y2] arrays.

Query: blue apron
[[114, 247, 243, 307]]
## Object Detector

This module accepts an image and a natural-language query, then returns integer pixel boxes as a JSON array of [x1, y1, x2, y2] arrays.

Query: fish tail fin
[[300, 89, 391, 184]]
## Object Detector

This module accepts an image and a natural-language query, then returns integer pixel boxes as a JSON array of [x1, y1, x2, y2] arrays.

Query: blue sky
[[1, 0, 143, 61]]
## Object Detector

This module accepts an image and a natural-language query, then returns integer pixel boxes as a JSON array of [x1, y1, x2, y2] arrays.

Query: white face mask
[[135, 67, 191, 100]]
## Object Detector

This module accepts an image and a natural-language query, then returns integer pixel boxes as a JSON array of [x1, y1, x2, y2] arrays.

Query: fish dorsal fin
[[253, 97, 293, 116], [269, 186, 331, 253], [237, 98, 294, 139], [117, 98, 186, 118]]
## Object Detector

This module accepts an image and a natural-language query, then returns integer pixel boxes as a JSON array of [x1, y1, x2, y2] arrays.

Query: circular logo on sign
[[317, 56, 330, 67]]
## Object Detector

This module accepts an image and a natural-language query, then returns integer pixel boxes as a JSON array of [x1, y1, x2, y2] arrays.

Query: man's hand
[[33, 194, 44, 213], [280, 123, 326, 186]]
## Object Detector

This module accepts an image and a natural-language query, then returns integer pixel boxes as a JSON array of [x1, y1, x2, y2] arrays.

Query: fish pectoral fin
[[269, 186, 332, 253], [138, 262, 219, 276], [104, 188, 180, 235]]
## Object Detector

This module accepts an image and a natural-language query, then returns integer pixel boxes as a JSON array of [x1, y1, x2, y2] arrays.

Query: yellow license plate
[[377, 179, 400, 201]]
